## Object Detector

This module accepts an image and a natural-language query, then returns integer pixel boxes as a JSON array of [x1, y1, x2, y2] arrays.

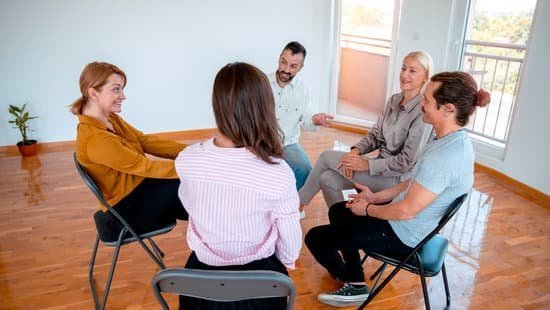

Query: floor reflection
[[428, 188, 493, 308], [20, 155, 44, 206]]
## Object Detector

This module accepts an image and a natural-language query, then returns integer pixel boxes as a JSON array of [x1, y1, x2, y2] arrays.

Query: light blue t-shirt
[[389, 129, 474, 247]]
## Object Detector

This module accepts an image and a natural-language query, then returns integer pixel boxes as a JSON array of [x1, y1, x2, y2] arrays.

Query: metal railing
[[461, 40, 525, 144], [340, 33, 391, 56]]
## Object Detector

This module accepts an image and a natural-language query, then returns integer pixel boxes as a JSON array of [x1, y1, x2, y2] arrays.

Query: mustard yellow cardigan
[[76, 113, 186, 211]]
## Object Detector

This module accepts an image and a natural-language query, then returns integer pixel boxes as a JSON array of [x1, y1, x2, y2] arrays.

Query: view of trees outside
[[340, 0, 394, 55], [463, 0, 536, 143]]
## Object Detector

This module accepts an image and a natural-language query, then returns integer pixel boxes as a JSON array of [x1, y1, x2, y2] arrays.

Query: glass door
[[331, 0, 400, 125]]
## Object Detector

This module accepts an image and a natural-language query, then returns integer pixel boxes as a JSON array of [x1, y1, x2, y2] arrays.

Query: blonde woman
[[300, 51, 434, 213]]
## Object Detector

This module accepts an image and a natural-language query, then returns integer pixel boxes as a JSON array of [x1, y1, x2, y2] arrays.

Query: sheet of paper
[[342, 189, 358, 201]]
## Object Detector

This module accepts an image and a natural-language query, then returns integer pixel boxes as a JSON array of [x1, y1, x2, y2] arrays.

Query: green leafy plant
[[8, 103, 38, 145]]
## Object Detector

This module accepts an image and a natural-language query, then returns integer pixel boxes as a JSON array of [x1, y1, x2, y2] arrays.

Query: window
[[460, 0, 537, 147]]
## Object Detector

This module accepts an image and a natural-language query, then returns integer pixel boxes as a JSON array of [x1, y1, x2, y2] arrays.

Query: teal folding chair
[[358, 194, 468, 310]]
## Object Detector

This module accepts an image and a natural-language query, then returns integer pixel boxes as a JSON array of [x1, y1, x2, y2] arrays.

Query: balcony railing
[[340, 33, 391, 56], [461, 40, 525, 145]]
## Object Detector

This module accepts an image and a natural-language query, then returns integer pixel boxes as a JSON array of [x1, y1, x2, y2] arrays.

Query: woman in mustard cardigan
[[70, 61, 188, 241]]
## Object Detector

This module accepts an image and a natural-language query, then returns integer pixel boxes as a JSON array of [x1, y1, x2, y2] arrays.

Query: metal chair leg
[[88, 230, 126, 310], [369, 263, 387, 281], [89, 235, 101, 310], [97, 230, 126, 310], [358, 264, 403, 310], [419, 264, 431, 310], [441, 263, 451, 309], [148, 238, 165, 258], [369, 263, 388, 292]]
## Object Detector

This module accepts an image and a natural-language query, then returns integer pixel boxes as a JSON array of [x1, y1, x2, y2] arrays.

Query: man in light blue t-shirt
[[305, 71, 491, 307]]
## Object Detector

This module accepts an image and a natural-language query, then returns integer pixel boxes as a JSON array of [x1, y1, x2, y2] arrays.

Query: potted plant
[[8, 103, 39, 156]]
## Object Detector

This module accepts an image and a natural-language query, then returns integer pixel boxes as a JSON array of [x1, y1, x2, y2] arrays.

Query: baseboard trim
[[0, 128, 218, 158], [474, 163, 549, 207]]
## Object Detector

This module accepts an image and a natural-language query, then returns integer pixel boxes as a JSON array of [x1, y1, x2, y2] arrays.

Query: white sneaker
[[300, 210, 306, 219]]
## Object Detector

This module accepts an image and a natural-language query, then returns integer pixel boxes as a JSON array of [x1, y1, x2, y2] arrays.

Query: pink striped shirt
[[175, 138, 302, 269]]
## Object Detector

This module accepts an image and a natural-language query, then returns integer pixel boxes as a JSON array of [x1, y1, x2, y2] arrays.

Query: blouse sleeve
[[368, 113, 431, 176], [119, 117, 186, 159], [271, 181, 302, 269], [86, 134, 178, 179]]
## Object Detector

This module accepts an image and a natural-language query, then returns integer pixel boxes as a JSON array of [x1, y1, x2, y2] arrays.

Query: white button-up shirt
[[269, 73, 315, 146]]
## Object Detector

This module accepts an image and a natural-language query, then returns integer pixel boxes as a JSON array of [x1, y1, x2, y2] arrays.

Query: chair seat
[[367, 235, 449, 277], [102, 222, 176, 247]]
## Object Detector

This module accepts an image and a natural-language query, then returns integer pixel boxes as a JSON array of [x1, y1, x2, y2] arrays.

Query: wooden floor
[[1, 127, 549, 309]]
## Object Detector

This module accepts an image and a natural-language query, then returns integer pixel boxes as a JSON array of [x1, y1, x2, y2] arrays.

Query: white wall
[[0, 0, 332, 145], [391, 0, 455, 92], [393, 0, 549, 194]]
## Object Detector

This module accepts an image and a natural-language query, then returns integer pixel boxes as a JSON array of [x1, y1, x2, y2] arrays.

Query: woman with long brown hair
[[71, 61, 188, 242], [175, 62, 302, 309]]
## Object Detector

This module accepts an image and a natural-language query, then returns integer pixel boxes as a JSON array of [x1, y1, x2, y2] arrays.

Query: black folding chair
[[151, 268, 296, 310], [358, 194, 468, 310], [73, 153, 176, 310]]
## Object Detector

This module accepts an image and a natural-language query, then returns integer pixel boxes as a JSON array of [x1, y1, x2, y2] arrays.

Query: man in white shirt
[[269, 41, 333, 192]]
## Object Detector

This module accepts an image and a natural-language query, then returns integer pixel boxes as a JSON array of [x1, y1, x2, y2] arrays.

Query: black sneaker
[[317, 283, 370, 307]]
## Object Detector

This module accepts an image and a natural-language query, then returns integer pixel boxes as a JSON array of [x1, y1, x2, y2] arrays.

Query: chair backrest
[[413, 193, 468, 252], [151, 268, 296, 310], [73, 152, 112, 209], [73, 152, 143, 243], [405, 193, 468, 271], [437, 193, 468, 230]]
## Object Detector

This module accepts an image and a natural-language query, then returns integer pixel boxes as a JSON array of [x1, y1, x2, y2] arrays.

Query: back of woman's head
[[70, 62, 127, 115], [431, 71, 490, 126], [405, 50, 434, 80], [212, 62, 284, 164]]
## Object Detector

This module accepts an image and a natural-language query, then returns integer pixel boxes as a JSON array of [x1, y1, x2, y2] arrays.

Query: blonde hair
[[405, 50, 434, 81], [69, 62, 127, 115]]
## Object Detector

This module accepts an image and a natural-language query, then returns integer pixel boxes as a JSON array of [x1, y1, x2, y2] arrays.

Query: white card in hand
[[342, 189, 358, 201]]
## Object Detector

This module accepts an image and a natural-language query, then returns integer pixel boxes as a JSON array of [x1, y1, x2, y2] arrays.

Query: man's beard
[[277, 70, 295, 83]]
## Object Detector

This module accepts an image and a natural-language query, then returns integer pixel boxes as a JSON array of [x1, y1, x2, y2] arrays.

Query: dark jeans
[[179, 252, 289, 310], [305, 202, 412, 283], [93, 178, 188, 242]]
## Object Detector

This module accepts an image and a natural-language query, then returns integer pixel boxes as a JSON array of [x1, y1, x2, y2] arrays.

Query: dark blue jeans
[[305, 202, 412, 282], [283, 143, 312, 190]]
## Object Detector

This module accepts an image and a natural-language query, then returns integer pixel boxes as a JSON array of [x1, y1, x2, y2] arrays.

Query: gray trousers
[[298, 150, 399, 207]]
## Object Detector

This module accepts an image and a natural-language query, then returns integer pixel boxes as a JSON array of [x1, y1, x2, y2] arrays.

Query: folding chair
[[358, 194, 468, 310], [151, 268, 296, 310], [73, 153, 176, 310]]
